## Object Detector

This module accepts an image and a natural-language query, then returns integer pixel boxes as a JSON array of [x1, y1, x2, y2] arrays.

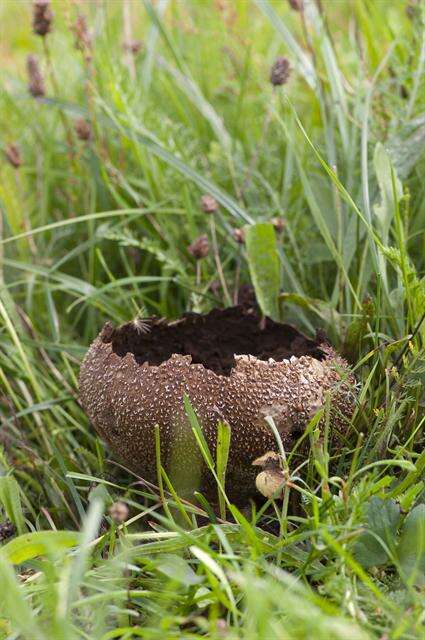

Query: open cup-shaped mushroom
[[79, 307, 356, 503]]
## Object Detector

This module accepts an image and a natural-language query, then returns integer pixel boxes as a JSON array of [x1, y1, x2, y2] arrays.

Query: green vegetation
[[0, 1, 424, 638]]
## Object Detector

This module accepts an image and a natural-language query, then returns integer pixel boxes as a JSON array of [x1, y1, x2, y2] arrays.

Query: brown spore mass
[[108, 307, 325, 376]]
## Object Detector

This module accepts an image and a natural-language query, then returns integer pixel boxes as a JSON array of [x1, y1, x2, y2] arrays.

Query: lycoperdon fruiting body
[[79, 307, 356, 503]]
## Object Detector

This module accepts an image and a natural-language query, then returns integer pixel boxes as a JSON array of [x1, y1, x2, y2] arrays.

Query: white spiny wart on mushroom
[[79, 306, 357, 504]]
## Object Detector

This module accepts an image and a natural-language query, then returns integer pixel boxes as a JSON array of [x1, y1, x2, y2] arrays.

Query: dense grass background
[[0, 1, 424, 638]]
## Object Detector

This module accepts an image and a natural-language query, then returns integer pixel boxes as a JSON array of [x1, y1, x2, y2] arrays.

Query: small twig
[[195, 260, 201, 288]]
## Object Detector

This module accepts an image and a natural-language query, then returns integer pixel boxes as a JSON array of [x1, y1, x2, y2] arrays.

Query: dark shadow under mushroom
[[105, 307, 326, 376]]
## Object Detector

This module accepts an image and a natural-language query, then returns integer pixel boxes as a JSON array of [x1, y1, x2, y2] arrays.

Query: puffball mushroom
[[79, 306, 356, 504]]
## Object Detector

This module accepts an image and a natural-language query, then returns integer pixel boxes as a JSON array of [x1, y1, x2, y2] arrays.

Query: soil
[[105, 307, 325, 377]]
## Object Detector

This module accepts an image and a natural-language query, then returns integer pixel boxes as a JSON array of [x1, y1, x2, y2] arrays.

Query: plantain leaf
[[354, 497, 400, 568], [245, 223, 281, 320], [397, 504, 425, 587]]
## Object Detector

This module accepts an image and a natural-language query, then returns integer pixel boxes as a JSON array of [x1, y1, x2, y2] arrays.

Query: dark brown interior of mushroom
[[108, 307, 325, 376]]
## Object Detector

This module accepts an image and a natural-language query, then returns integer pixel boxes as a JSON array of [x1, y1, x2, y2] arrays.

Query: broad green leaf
[[0, 531, 81, 564], [397, 504, 425, 587], [0, 476, 25, 535], [245, 223, 281, 320], [354, 497, 400, 568]]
